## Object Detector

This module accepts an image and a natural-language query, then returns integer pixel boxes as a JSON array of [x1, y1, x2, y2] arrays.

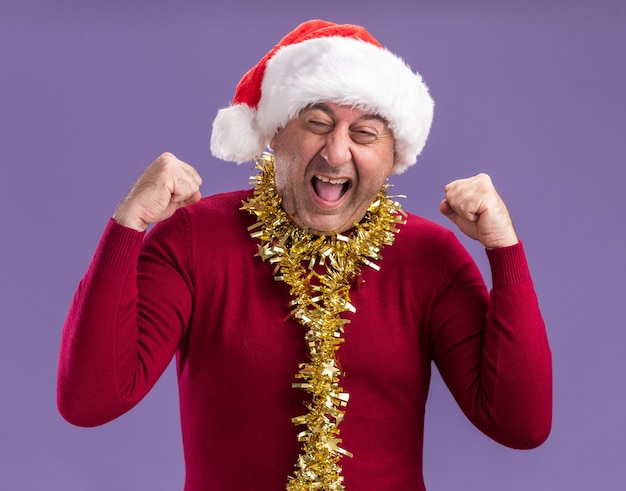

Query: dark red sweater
[[57, 189, 552, 490]]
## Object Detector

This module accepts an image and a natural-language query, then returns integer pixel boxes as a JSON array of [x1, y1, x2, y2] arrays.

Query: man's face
[[270, 102, 395, 235]]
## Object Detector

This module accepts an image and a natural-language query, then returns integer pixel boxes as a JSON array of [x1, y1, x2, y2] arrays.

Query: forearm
[[57, 218, 189, 427], [479, 243, 552, 448], [57, 220, 146, 426], [432, 241, 552, 449]]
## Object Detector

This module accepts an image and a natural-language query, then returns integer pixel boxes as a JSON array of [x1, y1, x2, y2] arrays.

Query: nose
[[321, 127, 352, 167]]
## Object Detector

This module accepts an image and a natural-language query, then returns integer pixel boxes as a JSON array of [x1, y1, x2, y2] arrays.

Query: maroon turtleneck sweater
[[58, 189, 552, 490]]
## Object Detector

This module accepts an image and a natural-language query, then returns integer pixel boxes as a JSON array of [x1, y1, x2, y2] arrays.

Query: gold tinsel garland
[[241, 153, 406, 490]]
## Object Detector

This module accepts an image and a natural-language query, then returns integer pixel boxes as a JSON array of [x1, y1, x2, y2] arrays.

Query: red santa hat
[[210, 19, 434, 174]]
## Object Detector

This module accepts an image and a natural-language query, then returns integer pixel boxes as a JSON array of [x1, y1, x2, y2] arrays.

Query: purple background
[[1, 0, 624, 489]]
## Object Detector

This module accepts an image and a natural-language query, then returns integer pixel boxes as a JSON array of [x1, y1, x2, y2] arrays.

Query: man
[[57, 20, 552, 491]]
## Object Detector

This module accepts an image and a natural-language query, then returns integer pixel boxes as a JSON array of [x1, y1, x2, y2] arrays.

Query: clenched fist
[[113, 152, 203, 232], [439, 173, 519, 249]]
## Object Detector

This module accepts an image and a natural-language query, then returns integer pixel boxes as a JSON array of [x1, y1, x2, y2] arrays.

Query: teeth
[[315, 175, 348, 185]]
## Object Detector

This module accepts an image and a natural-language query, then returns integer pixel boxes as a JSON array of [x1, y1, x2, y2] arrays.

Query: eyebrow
[[306, 103, 388, 124]]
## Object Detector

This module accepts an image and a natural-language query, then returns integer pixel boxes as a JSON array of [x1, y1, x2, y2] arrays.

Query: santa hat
[[210, 19, 434, 174]]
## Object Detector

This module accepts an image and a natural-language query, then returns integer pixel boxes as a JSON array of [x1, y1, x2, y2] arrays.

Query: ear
[[269, 127, 283, 150]]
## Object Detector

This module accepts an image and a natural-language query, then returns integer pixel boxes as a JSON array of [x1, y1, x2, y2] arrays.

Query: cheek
[[273, 165, 289, 197], [273, 159, 302, 203], [360, 156, 393, 190]]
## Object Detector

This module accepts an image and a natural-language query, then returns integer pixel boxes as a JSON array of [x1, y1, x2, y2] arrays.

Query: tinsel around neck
[[241, 152, 406, 490]]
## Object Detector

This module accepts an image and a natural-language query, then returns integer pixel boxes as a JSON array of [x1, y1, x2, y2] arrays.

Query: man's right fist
[[113, 152, 203, 232]]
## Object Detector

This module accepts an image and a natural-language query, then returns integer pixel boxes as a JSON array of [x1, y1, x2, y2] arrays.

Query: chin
[[304, 220, 352, 236], [293, 205, 361, 235]]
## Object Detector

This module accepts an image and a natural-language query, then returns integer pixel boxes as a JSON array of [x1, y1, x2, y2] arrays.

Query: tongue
[[314, 179, 344, 202]]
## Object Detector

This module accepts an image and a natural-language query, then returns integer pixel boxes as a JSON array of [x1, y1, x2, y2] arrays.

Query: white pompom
[[210, 104, 266, 164]]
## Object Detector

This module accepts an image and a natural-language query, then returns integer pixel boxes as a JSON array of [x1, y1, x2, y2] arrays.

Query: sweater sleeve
[[429, 236, 552, 449], [57, 214, 193, 427]]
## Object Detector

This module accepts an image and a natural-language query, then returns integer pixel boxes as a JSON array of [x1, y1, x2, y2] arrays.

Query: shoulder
[[394, 211, 455, 251], [187, 189, 257, 242], [145, 189, 254, 245], [179, 189, 255, 231], [384, 210, 476, 276], [186, 189, 254, 219]]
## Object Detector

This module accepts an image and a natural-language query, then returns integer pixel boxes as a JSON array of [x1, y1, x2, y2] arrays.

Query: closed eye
[[305, 119, 333, 135], [350, 130, 377, 145]]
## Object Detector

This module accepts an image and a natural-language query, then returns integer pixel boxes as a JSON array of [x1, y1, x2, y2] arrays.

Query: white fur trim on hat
[[211, 34, 434, 174]]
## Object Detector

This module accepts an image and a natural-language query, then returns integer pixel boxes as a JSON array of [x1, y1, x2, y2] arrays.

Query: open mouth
[[312, 175, 351, 203]]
